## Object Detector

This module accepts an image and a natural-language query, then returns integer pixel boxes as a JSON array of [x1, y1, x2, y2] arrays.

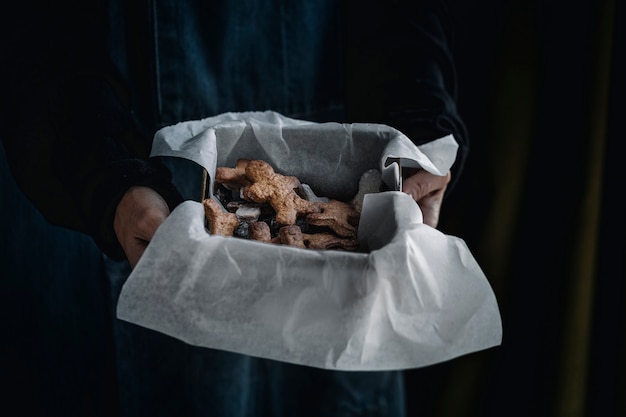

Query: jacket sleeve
[[345, 0, 468, 194], [0, 1, 183, 260]]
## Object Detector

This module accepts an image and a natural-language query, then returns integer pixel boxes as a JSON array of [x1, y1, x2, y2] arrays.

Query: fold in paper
[[116, 111, 502, 371]]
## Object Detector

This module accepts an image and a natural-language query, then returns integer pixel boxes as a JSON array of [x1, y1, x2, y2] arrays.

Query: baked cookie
[[242, 160, 321, 225], [215, 158, 253, 190], [306, 199, 360, 238], [302, 232, 359, 251], [248, 221, 272, 243], [203, 198, 240, 236], [278, 225, 306, 248]]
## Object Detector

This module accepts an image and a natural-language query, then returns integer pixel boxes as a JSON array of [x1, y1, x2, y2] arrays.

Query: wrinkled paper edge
[[116, 111, 502, 371]]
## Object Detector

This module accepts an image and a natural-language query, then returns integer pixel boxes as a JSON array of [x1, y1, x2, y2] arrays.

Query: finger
[[402, 170, 451, 228], [402, 170, 451, 201]]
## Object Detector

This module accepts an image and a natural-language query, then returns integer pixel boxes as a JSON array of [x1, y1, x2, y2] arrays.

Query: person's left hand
[[402, 168, 451, 228]]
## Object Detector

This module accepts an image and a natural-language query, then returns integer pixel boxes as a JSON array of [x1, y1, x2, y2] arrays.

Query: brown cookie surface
[[215, 158, 253, 190], [306, 199, 360, 238], [242, 160, 320, 225], [302, 232, 359, 251], [210, 159, 364, 252], [248, 221, 272, 243], [203, 198, 240, 236]]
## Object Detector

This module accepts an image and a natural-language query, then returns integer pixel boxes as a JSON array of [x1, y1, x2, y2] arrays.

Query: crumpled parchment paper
[[116, 111, 502, 371]]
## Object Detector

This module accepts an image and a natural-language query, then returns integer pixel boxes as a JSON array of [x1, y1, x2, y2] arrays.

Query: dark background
[[405, 0, 625, 416], [1, 0, 623, 416]]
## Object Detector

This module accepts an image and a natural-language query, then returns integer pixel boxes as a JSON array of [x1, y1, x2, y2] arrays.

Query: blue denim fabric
[[2, 0, 406, 414], [109, 0, 346, 131], [152, 0, 346, 125], [101, 1, 406, 414], [0, 142, 118, 416]]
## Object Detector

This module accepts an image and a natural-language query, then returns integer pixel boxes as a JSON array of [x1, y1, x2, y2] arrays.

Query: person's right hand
[[113, 186, 170, 269]]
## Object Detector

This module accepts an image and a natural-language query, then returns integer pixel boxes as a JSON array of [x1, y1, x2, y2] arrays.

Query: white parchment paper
[[116, 111, 502, 371]]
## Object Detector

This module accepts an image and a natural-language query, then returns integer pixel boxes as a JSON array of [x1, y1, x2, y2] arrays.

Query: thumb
[[114, 186, 171, 268]]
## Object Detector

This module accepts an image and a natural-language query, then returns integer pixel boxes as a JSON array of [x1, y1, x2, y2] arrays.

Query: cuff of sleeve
[[89, 157, 184, 260]]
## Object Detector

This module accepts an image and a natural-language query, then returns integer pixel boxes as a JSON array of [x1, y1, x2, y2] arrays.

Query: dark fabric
[[0, 2, 184, 259], [345, 0, 468, 192], [0, 0, 466, 258], [0, 141, 119, 417], [0, 1, 465, 416]]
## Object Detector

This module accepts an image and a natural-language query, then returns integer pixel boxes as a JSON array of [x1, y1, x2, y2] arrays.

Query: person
[[1, 0, 468, 415]]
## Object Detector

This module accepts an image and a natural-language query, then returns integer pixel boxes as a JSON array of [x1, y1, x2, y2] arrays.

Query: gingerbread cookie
[[242, 160, 321, 225], [203, 198, 240, 236], [215, 158, 253, 190], [278, 225, 306, 248], [248, 221, 272, 243], [350, 169, 381, 213], [302, 232, 359, 251], [210, 159, 365, 252], [306, 199, 360, 238]]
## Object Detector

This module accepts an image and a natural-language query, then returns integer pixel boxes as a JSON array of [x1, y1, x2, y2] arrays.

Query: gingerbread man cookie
[[306, 199, 360, 238], [215, 158, 253, 190], [242, 160, 321, 225]]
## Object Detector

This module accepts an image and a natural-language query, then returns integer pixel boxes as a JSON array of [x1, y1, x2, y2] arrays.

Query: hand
[[402, 168, 451, 228], [114, 186, 170, 269]]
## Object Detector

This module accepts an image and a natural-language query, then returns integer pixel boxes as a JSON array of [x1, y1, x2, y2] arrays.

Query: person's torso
[[107, 0, 346, 132]]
